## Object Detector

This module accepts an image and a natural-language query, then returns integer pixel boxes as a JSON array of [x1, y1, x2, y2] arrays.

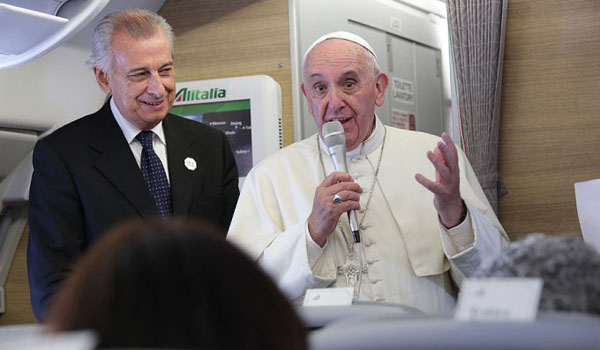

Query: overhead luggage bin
[[0, 0, 109, 70]]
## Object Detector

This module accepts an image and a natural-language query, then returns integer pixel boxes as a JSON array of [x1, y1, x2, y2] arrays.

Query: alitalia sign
[[175, 87, 226, 103]]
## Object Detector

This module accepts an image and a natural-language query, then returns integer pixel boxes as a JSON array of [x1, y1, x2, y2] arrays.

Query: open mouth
[[328, 116, 352, 125]]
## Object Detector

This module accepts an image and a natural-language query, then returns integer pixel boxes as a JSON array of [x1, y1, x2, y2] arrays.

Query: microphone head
[[322, 121, 346, 148]]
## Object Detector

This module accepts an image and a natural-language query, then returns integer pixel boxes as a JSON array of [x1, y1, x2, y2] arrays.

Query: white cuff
[[440, 209, 474, 257], [305, 222, 326, 268]]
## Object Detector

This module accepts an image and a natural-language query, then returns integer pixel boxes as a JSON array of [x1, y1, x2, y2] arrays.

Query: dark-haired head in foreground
[[474, 233, 600, 315], [46, 219, 306, 349]]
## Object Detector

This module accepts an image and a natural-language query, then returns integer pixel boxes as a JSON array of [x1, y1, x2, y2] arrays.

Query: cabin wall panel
[[498, 0, 600, 239], [159, 0, 294, 145], [0, 227, 35, 324]]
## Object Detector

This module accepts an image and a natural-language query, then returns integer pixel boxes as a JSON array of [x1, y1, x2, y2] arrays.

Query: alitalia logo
[[175, 87, 226, 102]]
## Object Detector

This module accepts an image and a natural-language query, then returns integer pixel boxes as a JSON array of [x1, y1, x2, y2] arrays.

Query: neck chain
[[317, 127, 387, 250]]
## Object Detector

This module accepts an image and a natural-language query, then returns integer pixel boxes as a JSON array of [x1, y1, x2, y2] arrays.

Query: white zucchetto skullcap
[[302, 31, 379, 66]]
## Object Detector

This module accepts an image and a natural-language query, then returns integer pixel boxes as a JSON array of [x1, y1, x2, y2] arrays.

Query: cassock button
[[367, 258, 379, 265]]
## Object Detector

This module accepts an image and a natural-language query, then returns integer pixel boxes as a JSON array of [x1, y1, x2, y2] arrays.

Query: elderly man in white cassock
[[227, 31, 509, 314]]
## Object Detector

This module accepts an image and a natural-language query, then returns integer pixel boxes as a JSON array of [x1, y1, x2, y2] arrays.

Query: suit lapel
[[89, 103, 160, 219], [163, 116, 195, 217]]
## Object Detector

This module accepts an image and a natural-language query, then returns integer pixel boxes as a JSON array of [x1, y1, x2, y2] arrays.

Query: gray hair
[[474, 233, 600, 315], [88, 9, 175, 73], [301, 38, 381, 79]]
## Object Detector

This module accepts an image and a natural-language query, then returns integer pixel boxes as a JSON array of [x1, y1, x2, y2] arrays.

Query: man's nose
[[327, 87, 346, 114], [146, 72, 166, 97]]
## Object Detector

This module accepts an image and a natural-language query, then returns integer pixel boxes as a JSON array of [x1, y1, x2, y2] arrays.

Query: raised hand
[[415, 132, 466, 228]]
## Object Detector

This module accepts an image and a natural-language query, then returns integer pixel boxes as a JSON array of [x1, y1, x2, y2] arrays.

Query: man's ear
[[374, 72, 389, 107], [94, 68, 111, 94], [301, 83, 314, 115]]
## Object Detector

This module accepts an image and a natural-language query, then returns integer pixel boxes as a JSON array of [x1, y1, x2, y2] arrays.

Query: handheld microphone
[[322, 121, 361, 243]]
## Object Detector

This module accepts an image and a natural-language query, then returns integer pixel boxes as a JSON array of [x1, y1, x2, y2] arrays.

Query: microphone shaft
[[327, 145, 361, 243], [348, 211, 360, 243]]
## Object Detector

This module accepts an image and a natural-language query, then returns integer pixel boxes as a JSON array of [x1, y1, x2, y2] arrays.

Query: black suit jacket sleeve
[[27, 137, 85, 321]]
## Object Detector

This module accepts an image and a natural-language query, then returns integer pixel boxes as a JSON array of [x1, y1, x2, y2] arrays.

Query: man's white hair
[[87, 9, 175, 73]]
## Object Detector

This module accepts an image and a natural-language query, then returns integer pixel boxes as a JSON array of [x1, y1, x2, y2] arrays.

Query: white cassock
[[228, 118, 509, 314]]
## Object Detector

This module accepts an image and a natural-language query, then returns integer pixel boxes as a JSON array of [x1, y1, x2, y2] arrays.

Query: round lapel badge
[[184, 157, 197, 171]]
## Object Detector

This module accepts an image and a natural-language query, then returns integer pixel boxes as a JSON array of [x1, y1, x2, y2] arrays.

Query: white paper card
[[574, 179, 600, 252], [303, 288, 353, 307], [455, 278, 543, 322]]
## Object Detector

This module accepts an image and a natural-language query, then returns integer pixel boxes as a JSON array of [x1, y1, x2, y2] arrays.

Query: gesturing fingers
[[438, 132, 458, 172], [415, 173, 445, 195], [415, 133, 465, 227], [427, 149, 451, 180], [415, 132, 461, 196]]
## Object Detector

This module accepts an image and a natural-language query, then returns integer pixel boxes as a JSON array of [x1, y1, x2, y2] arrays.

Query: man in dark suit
[[27, 9, 239, 321]]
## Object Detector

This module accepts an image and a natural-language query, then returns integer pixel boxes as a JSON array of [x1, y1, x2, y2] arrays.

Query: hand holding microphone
[[307, 121, 362, 247]]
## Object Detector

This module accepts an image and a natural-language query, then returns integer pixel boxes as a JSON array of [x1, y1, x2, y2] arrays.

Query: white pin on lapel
[[184, 157, 197, 171]]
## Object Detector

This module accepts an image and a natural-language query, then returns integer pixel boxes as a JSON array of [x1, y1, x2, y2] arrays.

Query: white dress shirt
[[110, 98, 170, 182]]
